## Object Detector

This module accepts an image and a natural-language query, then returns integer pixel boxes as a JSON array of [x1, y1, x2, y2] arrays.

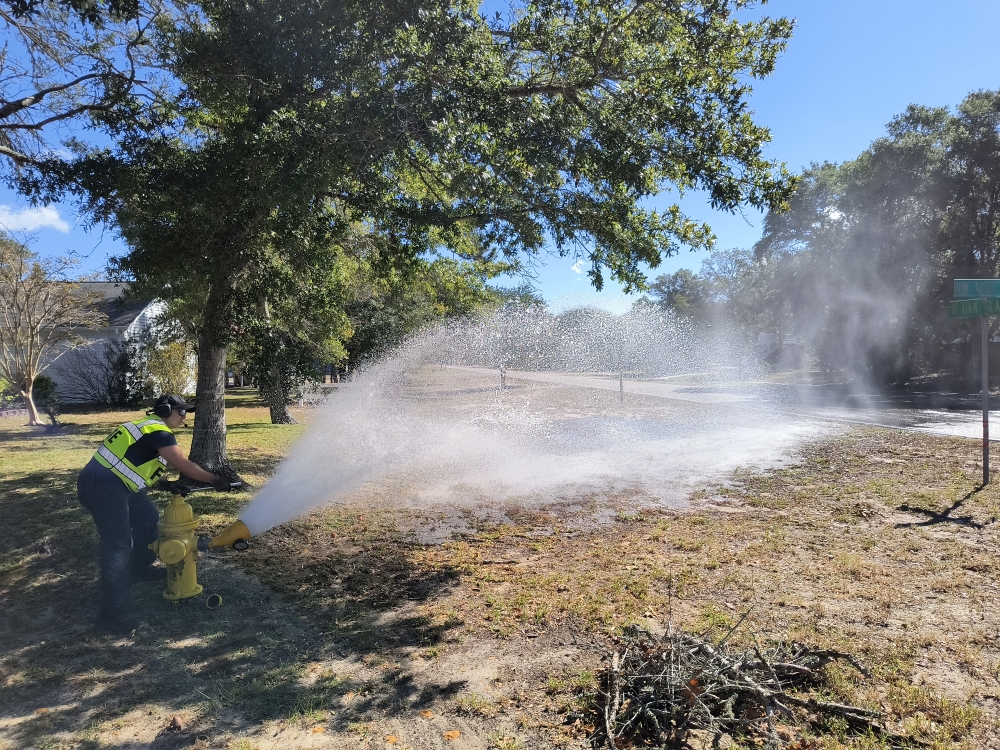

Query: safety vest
[[93, 418, 172, 492]]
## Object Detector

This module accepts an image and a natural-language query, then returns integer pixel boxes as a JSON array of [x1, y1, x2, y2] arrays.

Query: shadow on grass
[[234, 509, 463, 652], [896, 486, 986, 529], [0, 462, 463, 749], [0, 420, 109, 446]]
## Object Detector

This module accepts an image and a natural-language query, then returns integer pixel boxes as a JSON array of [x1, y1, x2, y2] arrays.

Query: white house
[[43, 282, 168, 403]]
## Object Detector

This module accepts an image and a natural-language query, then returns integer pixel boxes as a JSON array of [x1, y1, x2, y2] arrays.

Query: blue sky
[[4, 1, 1000, 310]]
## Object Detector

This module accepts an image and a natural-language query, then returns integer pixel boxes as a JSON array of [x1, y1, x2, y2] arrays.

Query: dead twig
[[596, 623, 888, 748]]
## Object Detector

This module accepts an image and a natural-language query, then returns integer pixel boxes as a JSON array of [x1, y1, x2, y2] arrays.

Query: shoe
[[131, 566, 167, 581], [95, 614, 139, 637]]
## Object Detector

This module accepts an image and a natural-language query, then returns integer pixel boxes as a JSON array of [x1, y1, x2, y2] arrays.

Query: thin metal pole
[[620, 372, 624, 403], [984, 315, 990, 485]]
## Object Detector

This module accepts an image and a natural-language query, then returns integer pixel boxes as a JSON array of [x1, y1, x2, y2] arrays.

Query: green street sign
[[950, 281, 995, 486], [949, 297, 1000, 318], [954, 279, 1000, 298]]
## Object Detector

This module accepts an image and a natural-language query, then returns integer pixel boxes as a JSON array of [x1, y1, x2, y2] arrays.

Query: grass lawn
[[2, 387, 1000, 749]]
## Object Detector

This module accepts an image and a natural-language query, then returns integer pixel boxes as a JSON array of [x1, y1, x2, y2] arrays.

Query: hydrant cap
[[159, 538, 188, 565], [164, 499, 196, 525]]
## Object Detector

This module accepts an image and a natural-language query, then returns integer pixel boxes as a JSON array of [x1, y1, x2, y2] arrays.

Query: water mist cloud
[[238, 305, 829, 536]]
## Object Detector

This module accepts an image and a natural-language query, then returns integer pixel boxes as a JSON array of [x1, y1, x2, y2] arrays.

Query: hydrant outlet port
[[158, 538, 188, 565]]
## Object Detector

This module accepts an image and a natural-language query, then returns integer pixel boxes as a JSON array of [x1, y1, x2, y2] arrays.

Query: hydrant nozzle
[[207, 520, 251, 549]]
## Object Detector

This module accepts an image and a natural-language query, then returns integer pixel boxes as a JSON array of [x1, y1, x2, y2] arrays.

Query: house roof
[[74, 282, 153, 328]]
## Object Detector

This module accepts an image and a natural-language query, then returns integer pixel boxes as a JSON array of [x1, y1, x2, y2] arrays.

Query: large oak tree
[[32, 0, 796, 474]]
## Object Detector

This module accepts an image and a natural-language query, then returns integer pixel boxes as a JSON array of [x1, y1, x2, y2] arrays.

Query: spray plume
[[238, 305, 829, 536]]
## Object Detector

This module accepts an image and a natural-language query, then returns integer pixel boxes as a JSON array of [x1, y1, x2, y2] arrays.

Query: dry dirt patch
[[232, 426, 1000, 748], [4, 400, 1000, 748]]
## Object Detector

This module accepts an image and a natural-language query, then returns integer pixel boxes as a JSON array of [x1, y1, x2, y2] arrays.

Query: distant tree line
[[436, 301, 751, 377], [648, 89, 1000, 388]]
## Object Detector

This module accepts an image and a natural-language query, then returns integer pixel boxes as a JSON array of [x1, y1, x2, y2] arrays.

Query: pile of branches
[[598, 623, 884, 749]]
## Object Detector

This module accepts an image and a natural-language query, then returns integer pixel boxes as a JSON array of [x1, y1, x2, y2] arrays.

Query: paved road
[[454, 366, 1000, 442]]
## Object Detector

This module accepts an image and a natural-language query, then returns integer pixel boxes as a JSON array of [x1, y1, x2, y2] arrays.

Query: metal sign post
[[985, 316, 991, 485], [950, 280, 1000, 485]]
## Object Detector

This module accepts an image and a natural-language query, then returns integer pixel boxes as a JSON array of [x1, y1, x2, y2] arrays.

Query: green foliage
[[648, 248, 777, 338], [344, 254, 505, 362], [4, 0, 140, 24], [145, 341, 195, 396], [31, 374, 57, 403], [648, 269, 710, 317], [648, 88, 1000, 385], [33, 0, 796, 306], [31, 374, 59, 425], [751, 99, 954, 382], [0, 0, 151, 172]]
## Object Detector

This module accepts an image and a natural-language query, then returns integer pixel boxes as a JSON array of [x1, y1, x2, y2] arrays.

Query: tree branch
[[0, 71, 119, 121]]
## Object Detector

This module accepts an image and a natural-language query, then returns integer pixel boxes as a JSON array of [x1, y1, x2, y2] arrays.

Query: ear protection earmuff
[[152, 399, 172, 419]]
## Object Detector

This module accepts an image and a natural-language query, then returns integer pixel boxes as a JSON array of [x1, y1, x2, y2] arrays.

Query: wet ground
[[462, 367, 1000, 443]]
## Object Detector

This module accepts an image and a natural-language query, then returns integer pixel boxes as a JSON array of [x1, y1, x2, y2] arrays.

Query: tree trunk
[[189, 330, 240, 479], [261, 379, 297, 424], [19, 385, 39, 426]]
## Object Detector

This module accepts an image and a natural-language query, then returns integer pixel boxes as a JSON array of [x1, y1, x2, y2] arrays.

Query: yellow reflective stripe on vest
[[136, 419, 169, 430], [94, 417, 173, 492], [96, 444, 148, 490]]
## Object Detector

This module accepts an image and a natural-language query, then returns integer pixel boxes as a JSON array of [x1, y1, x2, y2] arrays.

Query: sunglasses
[[174, 408, 187, 418]]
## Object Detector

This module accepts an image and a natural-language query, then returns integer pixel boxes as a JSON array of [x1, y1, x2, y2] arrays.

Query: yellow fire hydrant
[[149, 490, 204, 601], [148, 481, 251, 602]]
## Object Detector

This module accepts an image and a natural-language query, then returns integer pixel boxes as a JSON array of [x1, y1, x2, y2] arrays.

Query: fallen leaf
[[342, 691, 357, 703], [419, 709, 433, 718], [33, 708, 49, 715], [444, 729, 461, 740], [385, 735, 398, 744], [312, 726, 325, 733]]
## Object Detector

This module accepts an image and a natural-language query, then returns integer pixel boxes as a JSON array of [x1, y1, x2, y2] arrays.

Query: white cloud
[[571, 259, 584, 274], [0, 205, 71, 233]]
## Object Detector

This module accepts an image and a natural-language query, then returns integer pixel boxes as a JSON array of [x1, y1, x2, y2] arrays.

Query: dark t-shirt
[[123, 428, 177, 466]]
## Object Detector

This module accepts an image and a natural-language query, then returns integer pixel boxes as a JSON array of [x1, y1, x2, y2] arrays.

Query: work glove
[[213, 476, 236, 492]]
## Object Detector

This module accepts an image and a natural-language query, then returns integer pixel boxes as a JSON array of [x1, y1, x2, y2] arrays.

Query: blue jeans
[[77, 458, 160, 620]]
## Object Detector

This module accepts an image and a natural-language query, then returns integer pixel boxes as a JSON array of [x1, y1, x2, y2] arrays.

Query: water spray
[[225, 305, 828, 540]]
